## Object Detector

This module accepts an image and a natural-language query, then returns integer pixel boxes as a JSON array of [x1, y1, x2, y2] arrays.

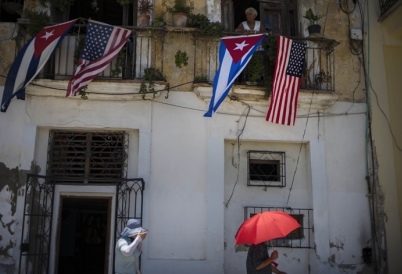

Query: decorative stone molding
[[193, 84, 339, 110], [25, 79, 167, 101]]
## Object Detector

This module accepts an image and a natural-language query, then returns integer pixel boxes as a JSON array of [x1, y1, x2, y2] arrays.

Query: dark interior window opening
[[1, 0, 25, 22], [52, 0, 134, 26], [68, 0, 127, 26], [57, 197, 111, 274], [249, 159, 280, 181], [233, 0, 261, 30]]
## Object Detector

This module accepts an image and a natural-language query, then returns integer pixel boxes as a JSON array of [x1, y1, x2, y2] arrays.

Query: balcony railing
[[16, 22, 338, 92]]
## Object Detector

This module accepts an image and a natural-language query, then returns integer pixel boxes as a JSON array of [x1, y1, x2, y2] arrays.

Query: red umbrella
[[235, 211, 301, 245]]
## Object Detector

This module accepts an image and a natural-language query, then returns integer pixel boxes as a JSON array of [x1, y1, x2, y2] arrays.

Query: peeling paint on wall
[[329, 236, 345, 251], [0, 163, 19, 272], [0, 161, 39, 274]]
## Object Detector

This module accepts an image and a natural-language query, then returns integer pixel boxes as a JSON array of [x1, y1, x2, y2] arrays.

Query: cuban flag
[[204, 33, 266, 117], [1, 19, 77, 112]]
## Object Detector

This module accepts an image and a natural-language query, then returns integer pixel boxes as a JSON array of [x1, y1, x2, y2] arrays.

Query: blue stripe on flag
[[204, 34, 265, 117]]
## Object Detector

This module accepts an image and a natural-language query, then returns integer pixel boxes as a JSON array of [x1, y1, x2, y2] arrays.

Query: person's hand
[[270, 250, 279, 261], [138, 230, 147, 240]]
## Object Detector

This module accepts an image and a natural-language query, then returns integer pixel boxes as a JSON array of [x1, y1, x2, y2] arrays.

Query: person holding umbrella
[[236, 211, 300, 274], [246, 242, 286, 274]]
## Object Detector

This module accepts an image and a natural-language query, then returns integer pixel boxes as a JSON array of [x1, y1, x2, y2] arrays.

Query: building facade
[[0, 0, 401, 273]]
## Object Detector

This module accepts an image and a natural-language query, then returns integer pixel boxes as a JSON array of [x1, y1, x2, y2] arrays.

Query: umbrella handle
[[270, 240, 274, 250]]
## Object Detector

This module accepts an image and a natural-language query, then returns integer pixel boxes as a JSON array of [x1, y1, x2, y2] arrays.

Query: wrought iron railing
[[19, 174, 145, 274], [16, 21, 338, 92], [379, 0, 399, 18], [244, 206, 314, 249]]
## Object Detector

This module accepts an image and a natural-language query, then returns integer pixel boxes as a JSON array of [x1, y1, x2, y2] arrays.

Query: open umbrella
[[235, 211, 301, 245]]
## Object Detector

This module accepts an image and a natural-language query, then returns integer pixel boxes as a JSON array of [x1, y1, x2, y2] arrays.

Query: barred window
[[47, 131, 128, 183], [247, 150, 286, 187], [245, 207, 313, 248]]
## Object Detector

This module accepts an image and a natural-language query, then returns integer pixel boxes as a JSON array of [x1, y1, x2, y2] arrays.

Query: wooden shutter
[[221, 0, 234, 32], [259, 0, 298, 36]]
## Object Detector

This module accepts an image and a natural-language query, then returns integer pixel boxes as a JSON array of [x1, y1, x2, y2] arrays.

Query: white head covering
[[120, 219, 147, 237]]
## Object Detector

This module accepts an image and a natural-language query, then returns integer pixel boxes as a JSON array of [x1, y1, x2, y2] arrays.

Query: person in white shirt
[[115, 219, 147, 274], [235, 7, 267, 33]]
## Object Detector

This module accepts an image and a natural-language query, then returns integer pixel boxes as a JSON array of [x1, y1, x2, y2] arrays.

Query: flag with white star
[[1, 19, 77, 112], [266, 36, 307, 126], [204, 33, 266, 117], [66, 20, 132, 97]]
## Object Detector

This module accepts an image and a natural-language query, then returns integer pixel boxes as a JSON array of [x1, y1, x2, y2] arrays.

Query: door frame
[[50, 185, 117, 274], [55, 195, 113, 274]]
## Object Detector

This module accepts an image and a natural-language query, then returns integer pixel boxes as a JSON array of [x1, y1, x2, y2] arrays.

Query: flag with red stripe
[[266, 36, 307, 126], [66, 20, 132, 97], [204, 34, 266, 117], [1, 19, 76, 112]]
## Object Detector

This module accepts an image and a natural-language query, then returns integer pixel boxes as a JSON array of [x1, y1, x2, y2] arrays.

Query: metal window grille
[[247, 150, 286, 187], [47, 131, 128, 183], [379, 0, 399, 18], [244, 206, 314, 248]]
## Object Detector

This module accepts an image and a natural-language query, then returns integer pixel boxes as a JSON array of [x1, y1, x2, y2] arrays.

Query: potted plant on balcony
[[246, 54, 264, 85], [38, 0, 75, 11], [168, 0, 193, 27], [26, 11, 50, 37], [303, 8, 325, 35], [138, 0, 153, 27], [2, 0, 23, 15]]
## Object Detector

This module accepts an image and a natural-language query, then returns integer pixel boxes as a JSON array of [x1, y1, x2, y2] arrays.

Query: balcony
[[17, 22, 339, 107]]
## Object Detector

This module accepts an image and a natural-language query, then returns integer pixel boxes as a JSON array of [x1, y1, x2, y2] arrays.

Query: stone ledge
[[193, 84, 339, 110], [25, 79, 167, 101]]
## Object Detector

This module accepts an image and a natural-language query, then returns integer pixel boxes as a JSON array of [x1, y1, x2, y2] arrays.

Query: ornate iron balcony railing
[[15, 21, 339, 92]]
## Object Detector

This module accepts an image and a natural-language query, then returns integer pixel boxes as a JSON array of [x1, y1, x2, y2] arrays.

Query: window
[[47, 131, 128, 183], [51, 0, 135, 26], [247, 150, 285, 187], [1, 0, 24, 22], [221, 0, 298, 36], [245, 207, 313, 248], [259, 0, 298, 36]]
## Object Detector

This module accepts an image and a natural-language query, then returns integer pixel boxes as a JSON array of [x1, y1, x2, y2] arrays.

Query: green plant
[[111, 50, 126, 77], [174, 50, 188, 68], [117, 0, 132, 5], [26, 11, 50, 37], [153, 14, 165, 26], [194, 75, 208, 83], [79, 85, 89, 100], [263, 34, 277, 64], [314, 69, 331, 88], [168, 0, 193, 14], [39, 0, 75, 11], [144, 67, 166, 81], [73, 35, 85, 66], [139, 68, 166, 99], [188, 13, 224, 38], [303, 8, 325, 25], [138, 0, 153, 14], [246, 54, 264, 83], [260, 76, 273, 99]]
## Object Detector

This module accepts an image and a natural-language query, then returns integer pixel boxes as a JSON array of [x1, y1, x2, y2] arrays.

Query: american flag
[[266, 36, 307, 126], [66, 20, 132, 97]]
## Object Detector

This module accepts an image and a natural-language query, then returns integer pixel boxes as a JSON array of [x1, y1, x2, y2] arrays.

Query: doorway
[[56, 197, 112, 274]]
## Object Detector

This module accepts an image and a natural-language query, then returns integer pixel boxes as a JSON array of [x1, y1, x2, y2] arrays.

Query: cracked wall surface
[[0, 163, 19, 274]]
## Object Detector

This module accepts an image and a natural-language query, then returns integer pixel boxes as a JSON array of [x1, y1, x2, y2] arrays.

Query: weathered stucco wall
[[0, 23, 18, 86], [298, 1, 366, 103], [368, 2, 402, 273]]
